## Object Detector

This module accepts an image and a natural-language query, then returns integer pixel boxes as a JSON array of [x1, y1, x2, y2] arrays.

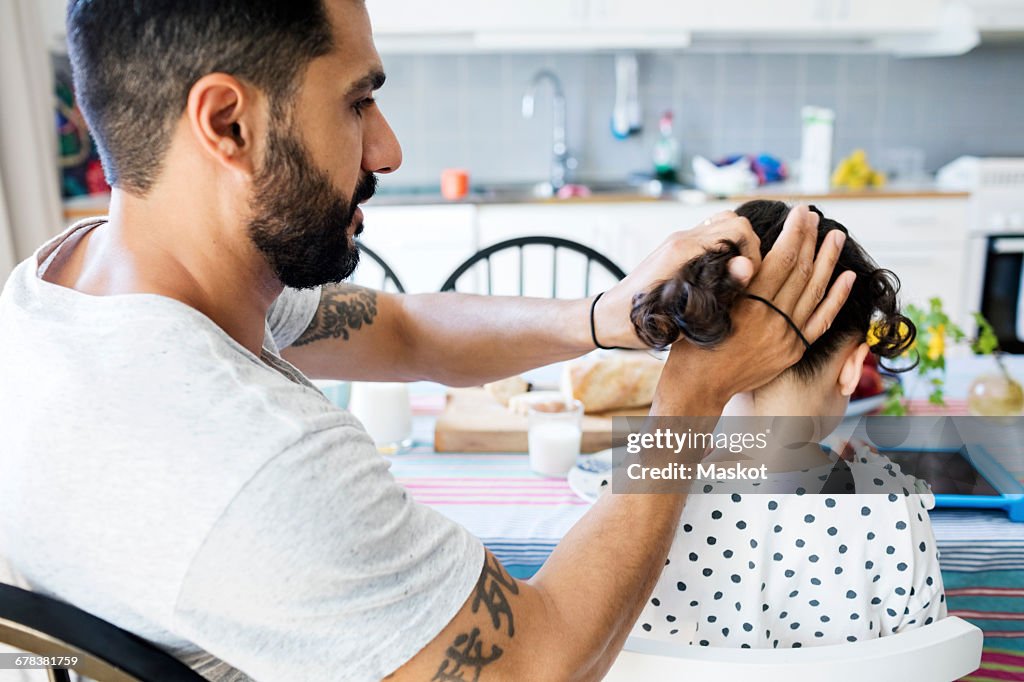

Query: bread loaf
[[561, 350, 664, 413]]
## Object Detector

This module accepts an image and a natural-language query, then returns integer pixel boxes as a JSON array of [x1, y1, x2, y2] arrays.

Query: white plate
[[845, 375, 899, 417], [568, 448, 614, 504]]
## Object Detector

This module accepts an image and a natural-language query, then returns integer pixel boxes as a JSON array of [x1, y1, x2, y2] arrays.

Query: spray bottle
[[652, 111, 680, 183]]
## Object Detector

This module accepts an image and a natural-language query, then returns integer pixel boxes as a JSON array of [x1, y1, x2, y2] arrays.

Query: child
[[629, 200, 946, 649]]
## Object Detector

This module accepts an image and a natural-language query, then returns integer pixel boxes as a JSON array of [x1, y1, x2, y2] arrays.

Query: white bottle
[[800, 106, 835, 193]]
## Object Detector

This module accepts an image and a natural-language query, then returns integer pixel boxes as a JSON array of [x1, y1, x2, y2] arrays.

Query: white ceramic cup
[[348, 382, 413, 453], [528, 399, 584, 477]]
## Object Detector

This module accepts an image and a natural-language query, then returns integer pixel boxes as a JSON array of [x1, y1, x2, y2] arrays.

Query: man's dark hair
[[66, 0, 334, 194], [630, 200, 917, 377]]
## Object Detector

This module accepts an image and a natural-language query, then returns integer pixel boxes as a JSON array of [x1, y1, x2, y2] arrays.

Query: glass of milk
[[528, 399, 584, 478], [348, 382, 413, 453]]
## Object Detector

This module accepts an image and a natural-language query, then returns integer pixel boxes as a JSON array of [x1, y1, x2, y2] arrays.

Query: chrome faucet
[[522, 70, 576, 194]]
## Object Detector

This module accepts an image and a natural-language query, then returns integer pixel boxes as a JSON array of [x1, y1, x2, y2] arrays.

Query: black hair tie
[[744, 293, 812, 350], [590, 292, 630, 350]]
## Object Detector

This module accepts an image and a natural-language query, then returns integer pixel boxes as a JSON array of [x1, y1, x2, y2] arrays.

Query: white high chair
[[604, 616, 982, 682]]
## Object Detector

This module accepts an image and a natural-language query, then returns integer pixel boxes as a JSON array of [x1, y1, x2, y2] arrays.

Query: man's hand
[[592, 211, 763, 349], [652, 205, 855, 414]]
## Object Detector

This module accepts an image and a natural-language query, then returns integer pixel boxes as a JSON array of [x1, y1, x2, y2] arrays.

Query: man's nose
[[363, 108, 402, 175]]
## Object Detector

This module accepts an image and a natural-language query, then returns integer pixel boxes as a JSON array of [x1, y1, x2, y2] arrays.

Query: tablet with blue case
[[879, 446, 1024, 522]]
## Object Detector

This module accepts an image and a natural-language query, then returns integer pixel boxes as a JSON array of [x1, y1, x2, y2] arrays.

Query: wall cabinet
[[369, 0, 945, 46], [369, 0, 694, 50], [584, 0, 698, 31], [369, 0, 696, 36], [368, 0, 584, 35], [964, 0, 1024, 30], [835, 0, 944, 32]]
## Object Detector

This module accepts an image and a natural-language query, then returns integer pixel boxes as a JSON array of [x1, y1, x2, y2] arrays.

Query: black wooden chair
[[0, 583, 207, 682], [355, 242, 406, 293], [440, 236, 627, 297]]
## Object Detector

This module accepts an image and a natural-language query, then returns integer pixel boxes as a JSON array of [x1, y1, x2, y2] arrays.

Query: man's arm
[[384, 353, 722, 682], [281, 212, 766, 385], [281, 285, 595, 384], [386, 206, 856, 681]]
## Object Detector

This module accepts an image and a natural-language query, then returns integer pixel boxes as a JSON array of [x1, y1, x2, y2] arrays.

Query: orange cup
[[441, 168, 470, 200]]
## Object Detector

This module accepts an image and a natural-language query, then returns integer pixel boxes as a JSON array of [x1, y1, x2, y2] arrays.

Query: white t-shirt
[[0, 219, 484, 681], [631, 446, 946, 649]]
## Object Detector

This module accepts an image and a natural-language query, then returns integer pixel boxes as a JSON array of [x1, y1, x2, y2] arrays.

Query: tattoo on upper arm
[[433, 628, 504, 682], [472, 554, 520, 636], [291, 284, 378, 347], [432, 554, 520, 681]]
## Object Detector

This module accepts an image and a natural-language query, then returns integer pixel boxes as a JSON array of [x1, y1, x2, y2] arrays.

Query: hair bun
[[630, 240, 746, 350], [864, 269, 918, 370]]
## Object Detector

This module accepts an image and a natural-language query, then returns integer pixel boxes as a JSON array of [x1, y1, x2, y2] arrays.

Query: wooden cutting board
[[434, 388, 648, 453]]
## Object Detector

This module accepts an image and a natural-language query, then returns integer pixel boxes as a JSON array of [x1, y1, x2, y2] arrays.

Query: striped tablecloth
[[395, 391, 1024, 680]]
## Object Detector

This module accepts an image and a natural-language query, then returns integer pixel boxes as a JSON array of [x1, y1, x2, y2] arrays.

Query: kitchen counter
[[367, 180, 969, 207], [61, 181, 970, 222]]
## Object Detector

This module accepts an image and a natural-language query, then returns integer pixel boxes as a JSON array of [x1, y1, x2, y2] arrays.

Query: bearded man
[[0, 1, 852, 679]]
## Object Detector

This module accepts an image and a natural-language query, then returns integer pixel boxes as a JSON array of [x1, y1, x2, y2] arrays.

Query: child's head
[[632, 200, 917, 417]]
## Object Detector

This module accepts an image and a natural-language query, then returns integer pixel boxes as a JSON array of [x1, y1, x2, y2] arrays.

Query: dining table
[[383, 355, 1024, 682]]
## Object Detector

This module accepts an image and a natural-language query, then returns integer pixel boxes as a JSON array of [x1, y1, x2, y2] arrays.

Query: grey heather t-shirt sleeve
[[172, 420, 484, 682], [266, 286, 321, 350]]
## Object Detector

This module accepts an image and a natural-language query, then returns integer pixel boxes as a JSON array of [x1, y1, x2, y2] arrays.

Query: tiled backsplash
[[374, 46, 1024, 187]]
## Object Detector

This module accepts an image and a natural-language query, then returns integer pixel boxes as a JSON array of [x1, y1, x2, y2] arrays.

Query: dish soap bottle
[[652, 111, 680, 183]]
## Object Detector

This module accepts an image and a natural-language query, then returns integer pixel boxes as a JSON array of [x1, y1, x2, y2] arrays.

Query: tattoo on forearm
[[432, 555, 520, 681], [292, 284, 378, 347]]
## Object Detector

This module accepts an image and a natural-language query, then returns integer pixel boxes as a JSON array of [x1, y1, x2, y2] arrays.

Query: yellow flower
[[926, 324, 945, 361]]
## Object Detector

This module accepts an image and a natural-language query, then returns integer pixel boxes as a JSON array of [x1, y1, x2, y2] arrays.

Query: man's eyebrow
[[345, 69, 386, 97]]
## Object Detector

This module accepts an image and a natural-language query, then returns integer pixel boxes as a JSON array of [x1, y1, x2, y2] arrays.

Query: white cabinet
[[356, 196, 972, 329], [473, 204, 628, 298], [370, 0, 945, 48], [474, 202, 730, 298], [585, 0, 698, 31], [835, 0, 943, 32], [964, 0, 1024, 30], [813, 197, 971, 325], [369, 0, 584, 35], [687, 0, 942, 33], [686, 0, 835, 33], [370, 0, 697, 35], [356, 205, 477, 293], [475, 196, 972, 327], [370, 0, 693, 49]]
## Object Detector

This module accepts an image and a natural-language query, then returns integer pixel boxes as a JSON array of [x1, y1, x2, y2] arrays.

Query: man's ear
[[184, 73, 262, 177], [838, 342, 871, 397]]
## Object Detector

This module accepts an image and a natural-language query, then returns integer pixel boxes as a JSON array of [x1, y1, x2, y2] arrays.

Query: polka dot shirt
[[630, 446, 947, 649]]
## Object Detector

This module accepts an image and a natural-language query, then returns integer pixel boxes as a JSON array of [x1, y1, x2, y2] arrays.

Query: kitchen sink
[[471, 179, 672, 201], [372, 179, 694, 205]]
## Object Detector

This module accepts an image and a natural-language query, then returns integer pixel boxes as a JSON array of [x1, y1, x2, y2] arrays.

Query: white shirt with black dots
[[630, 447, 946, 649]]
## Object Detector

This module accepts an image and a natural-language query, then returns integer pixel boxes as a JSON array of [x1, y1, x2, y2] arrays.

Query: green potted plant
[[879, 298, 1017, 416]]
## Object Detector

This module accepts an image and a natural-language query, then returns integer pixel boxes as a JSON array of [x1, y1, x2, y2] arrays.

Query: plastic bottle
[[652, 111, 680, 183], [800, 106, 835, 193]]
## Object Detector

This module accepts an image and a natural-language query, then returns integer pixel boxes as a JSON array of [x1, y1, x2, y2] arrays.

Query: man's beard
[[247, 125, 377, 289]]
